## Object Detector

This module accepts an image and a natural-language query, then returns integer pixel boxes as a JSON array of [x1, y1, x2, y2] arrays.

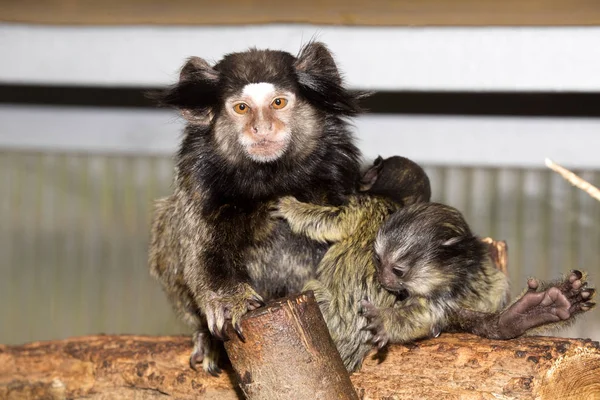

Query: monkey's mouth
[[385, 287, 410, 301], [246, 140, 288, 160], [381, 282, 409, 298]]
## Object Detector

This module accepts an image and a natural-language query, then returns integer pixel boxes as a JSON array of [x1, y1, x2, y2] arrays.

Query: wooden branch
[[223, 292, 359, 400], [481, 237, 509, 278], [2, 333, 599, 399], [545, 158, 600, 202]]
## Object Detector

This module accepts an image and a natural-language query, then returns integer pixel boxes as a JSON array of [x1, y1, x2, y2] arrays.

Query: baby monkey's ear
[[147, 56, 220, 124], [359, 156, 385, 192]]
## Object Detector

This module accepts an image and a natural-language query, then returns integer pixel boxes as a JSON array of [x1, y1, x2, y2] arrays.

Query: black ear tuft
[[294, 41, 369, 116], [295, 42, 342, 85], [179, 56, 219, 83], [146, 56, 220, 123]]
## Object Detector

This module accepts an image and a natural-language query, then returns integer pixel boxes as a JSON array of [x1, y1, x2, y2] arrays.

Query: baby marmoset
[[274, 156, 596, 371], [148, 42, 365, 374], [273, 155, 432, 371]]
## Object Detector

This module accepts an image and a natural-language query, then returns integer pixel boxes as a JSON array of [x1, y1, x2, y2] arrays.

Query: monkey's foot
[[190, 330, 222, 376], [205, 283, 264, 341], [497, 270, 595, 339], [360, 300, 390, 349]]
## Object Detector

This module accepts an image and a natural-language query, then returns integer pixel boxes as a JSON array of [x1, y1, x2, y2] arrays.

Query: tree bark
[[2, 333, 599, 399], [223, 291, 359, 400]]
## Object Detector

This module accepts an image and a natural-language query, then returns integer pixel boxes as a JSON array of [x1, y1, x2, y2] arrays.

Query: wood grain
[[2, 0, 600, 26], [2, 333, 599, 399], [223, 292, 359, 400]]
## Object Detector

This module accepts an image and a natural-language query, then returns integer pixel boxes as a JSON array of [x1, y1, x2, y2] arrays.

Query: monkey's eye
[[392, 266, 405, 277], [271, 98, 288, 110], [233, 103, 250, 115]]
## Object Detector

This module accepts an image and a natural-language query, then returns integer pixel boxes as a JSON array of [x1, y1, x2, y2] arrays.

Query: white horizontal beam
[[1, 23, 600, 92], [1, 105, 599, 169]]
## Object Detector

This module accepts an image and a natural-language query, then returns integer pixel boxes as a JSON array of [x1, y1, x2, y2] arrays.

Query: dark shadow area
[[1, 84, 600, 117]]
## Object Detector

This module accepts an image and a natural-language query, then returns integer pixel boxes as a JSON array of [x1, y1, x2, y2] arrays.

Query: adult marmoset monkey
[[273, 157, 596, 371], [148, 42, 364, 375]]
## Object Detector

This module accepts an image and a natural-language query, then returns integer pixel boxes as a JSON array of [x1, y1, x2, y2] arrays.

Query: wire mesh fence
[[1, 150, 598, 345]]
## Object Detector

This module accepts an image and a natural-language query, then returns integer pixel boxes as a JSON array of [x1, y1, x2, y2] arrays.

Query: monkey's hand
[[497, 269, 595, 339], [204, 283, 264, 341], [360, 299, 390, 349], [269, 196, 302, 220], [271, 195, 360, 243]]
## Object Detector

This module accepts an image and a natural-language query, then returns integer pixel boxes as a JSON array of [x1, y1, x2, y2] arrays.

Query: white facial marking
[[234, 82, 294, 163], [242, 82, 276, 106]]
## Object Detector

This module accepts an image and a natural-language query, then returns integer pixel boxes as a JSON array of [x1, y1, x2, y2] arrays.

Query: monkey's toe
[[572, 301, 596, 314], [190, 350, 204, 372], [204, 360, 222, 377], [582, 288, 596, 300], [527, 278, 540, 292], [570, 270, 583, 281]]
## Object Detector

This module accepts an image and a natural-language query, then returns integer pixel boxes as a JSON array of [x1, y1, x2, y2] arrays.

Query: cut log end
[[223, 291, 359, 400]]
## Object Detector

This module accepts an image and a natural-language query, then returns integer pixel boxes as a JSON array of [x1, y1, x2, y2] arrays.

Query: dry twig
[[545, 158, 600, 202]]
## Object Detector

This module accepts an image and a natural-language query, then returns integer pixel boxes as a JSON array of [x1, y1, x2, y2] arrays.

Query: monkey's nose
[[253, 123, 273, 137]]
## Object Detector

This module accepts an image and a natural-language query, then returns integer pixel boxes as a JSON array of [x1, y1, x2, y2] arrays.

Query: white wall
[[1, 23, 600, 91]]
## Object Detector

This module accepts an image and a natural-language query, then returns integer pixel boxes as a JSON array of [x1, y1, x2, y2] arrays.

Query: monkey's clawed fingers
[[269, 196, 300, 219], [562, 270, 596, 314], [359, 300, 389, 349], [205, 285, 265, 342]]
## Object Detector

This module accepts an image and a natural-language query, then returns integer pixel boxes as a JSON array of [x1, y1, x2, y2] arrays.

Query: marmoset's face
[[374, 203, 472, 297], [222, 83, 295, 163], [213, 81, 321, 165]]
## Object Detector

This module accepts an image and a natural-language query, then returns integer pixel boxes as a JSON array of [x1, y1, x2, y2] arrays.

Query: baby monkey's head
[[374, 202, 487, 298], [360, 155, 431, 206]]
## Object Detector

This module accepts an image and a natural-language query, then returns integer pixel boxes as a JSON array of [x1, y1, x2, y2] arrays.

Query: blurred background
[[1, 1, 599, 345]]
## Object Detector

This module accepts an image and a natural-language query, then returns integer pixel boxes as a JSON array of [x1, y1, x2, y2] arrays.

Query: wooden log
[[223, 291, 359, 400], [353, 333, 600, 400], [2, 333, 599, 399], [0, 335, 239, 400]]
